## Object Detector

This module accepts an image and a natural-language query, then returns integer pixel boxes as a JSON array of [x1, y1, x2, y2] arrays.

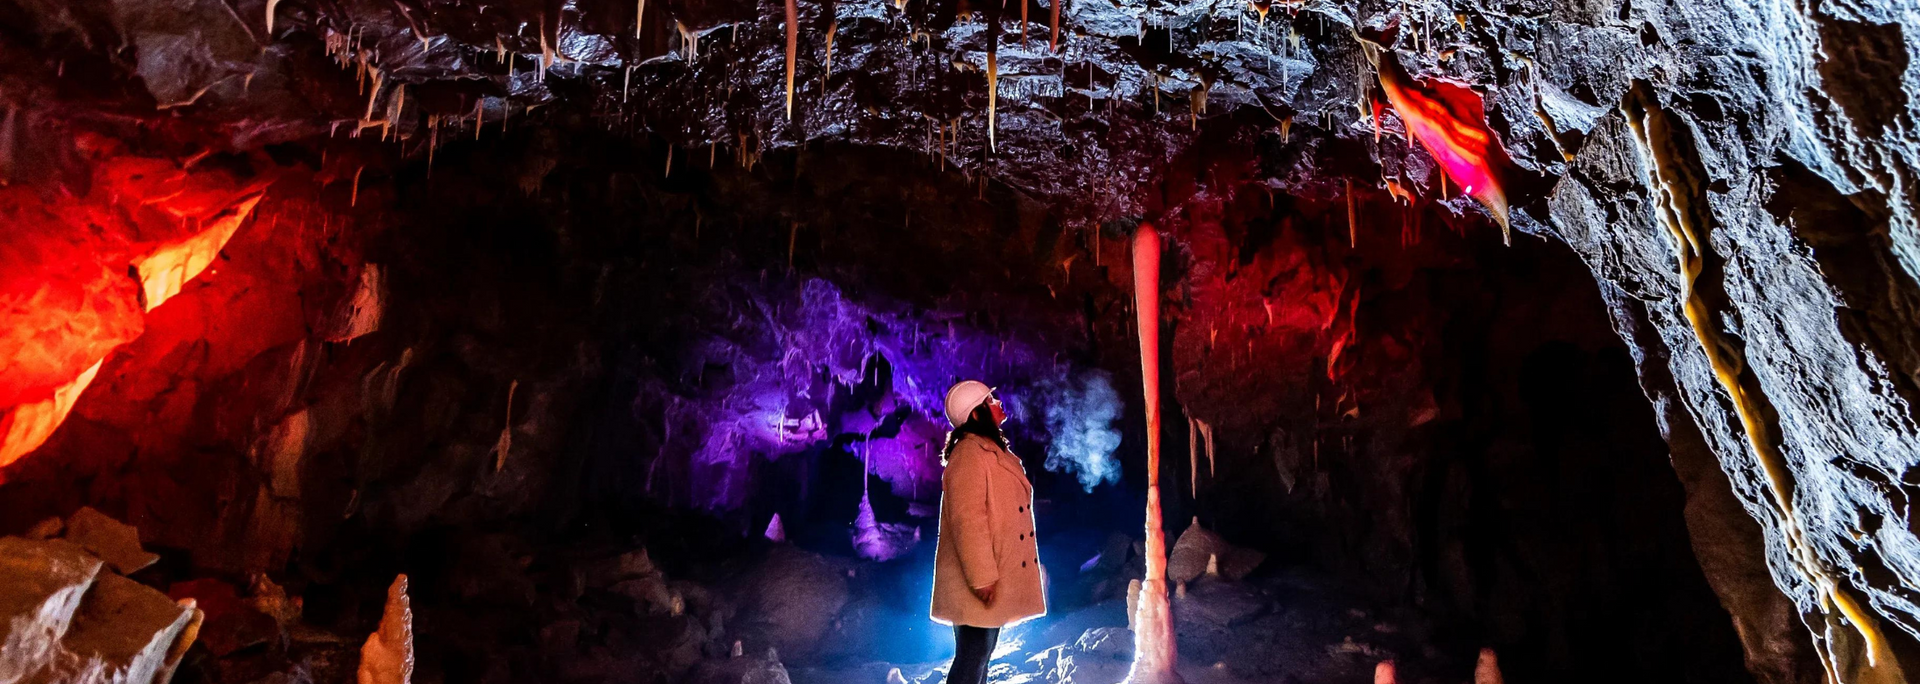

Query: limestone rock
[[36, 572, 195, 684], [62, 508, 158, 575], [1173, 581, 1268, 628], [1474, 648, 1503, 684], [731, 547, 847, 661], [356, 575, 414, 684], [685, 652, 791, 684], [0, 537, 102, 684], [1166, 520, 1264, 584]]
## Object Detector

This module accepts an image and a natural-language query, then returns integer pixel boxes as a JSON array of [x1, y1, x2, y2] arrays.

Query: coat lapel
[[993, 448, 1033, 495]]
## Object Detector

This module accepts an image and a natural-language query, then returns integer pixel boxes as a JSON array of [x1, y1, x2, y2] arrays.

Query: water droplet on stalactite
[[786, 0, 800, 120]]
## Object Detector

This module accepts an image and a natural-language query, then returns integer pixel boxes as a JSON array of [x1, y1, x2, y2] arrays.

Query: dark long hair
[[941, 402, 1009, 466]]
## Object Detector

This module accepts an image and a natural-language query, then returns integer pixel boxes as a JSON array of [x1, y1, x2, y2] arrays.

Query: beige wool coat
[[930, 433, 1047, 628]]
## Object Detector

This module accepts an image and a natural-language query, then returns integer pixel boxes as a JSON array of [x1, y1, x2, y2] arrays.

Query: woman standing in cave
[[930, 380, 1047, 684]]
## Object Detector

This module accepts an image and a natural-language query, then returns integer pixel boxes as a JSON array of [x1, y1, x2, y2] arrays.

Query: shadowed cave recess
[[3, 0, 1920, 684]]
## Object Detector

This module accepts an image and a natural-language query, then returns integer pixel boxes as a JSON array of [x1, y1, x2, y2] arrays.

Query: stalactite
[[785, 0, 800, 120], [474, 99, 484, 140], [265, 0, 281, 35], [1020, 0, 1030, 45], [1197, 419, 1213, 479], [636, 0, 646, 38], [1049, 0, 1061, 52], [1124, 224, 1183, 684], [825, 21, 838, 81], [1280, 115, 1291, 142], [493, 380, 517, 472], [352, 166, 364, 207], [987, 49, 999, 152], [1346, 178, 1356, 248], [1623, 84, 1902, 684], [539, 13, 554, 80]]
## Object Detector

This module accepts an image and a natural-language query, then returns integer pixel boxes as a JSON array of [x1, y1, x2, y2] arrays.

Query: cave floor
[[790, 566, 1452, 684]]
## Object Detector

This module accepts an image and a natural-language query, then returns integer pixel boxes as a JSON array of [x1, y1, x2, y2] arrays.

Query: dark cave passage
[[4, 1, 1920, 684]]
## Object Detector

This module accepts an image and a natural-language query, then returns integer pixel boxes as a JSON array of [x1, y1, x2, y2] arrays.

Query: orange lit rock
[[358, 574, 415, 684], [134, 193, 264, 312], [1376, 53, 1516, 244], [0, 359, 101, 469], [1474, 648, 1504, 684]]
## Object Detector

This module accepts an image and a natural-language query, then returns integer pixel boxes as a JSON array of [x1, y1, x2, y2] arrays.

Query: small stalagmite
[[1374, 660, 1397, 684], [358, 575, 415, 684], [1474, 648, 1504, 684]]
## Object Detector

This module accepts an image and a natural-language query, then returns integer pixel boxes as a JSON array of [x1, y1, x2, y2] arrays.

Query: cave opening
[[4, 2, 1920, 684]]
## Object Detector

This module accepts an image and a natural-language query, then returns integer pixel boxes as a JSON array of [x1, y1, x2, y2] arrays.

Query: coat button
[[1021, 561, 1027, 567], [1018, 533, 1024, 540]]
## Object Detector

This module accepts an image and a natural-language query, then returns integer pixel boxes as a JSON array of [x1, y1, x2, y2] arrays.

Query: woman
[[930, 380, 1046, 684]]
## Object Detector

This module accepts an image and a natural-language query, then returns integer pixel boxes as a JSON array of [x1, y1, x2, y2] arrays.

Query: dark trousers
[[946, 625, 1001, 684]]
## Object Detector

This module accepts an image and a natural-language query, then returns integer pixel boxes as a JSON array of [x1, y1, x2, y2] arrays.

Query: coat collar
[[966, 435, 1033, 494]]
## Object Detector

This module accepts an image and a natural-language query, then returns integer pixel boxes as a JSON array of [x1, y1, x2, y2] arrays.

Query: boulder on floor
[[166, 578, 280, 656], [62, 508, 159, 575], [33, 572, 196, 684], [686, 651, 792, 684], [0, 536, 103, 683], [1054, 627, 1133, 684], [730, 547, 848, 661], [1166, 519, 1264, 583], [1174, 581, 1269, 628]]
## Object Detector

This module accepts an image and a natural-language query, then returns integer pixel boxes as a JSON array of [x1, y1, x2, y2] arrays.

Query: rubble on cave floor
[[0, 503, 1477, 684]]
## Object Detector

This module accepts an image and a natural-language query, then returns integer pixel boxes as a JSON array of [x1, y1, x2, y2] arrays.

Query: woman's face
[[987, 395, 1006, 425]]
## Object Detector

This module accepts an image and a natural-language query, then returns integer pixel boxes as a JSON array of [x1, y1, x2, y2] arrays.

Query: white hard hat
[[944, 380, 995, 428]]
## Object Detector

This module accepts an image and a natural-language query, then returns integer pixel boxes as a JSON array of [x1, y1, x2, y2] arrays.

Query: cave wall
[[1533, 1, 1920, 681]]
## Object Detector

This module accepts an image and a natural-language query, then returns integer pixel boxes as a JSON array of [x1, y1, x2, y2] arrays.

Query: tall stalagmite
[[1125, 224, 1183, 684]]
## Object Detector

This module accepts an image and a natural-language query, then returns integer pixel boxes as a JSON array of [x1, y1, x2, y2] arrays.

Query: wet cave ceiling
[[3, 0, 1920, 683]]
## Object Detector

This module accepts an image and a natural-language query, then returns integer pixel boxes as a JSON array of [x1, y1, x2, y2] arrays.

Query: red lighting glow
[[1376, 53, 1516, 244]]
